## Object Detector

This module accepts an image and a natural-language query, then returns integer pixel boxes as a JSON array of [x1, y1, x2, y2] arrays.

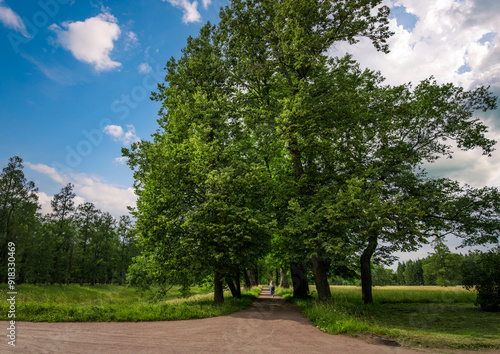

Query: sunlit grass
[[0, 284, 262, 322], [276, 285, 499, 350]]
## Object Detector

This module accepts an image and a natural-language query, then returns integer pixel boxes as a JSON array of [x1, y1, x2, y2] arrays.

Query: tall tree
[[125, 23, 271, 303], [116, 215, 138, 285], [0, 156, 39, 283], [218, 0, 394, 300], [49, 183, 76, 284]]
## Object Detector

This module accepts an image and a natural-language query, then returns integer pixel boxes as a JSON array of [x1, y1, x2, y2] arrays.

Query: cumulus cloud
[[49, 11, 122, 71], [162, 0, 201, 23], [36, 191, 54, 215], [103, 124, 140, 145], [330, 0, 499, 89], [328, 0, 500, 190], [0, 0, 28, 37], [138, 62, 152, 74], [26, 163, 136, 219]]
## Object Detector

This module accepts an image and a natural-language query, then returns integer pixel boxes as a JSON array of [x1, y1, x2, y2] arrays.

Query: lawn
[[276, 285, 500, 350], [0, 284, 262, 322]]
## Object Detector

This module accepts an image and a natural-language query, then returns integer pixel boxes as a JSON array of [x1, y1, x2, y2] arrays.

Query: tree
[[422, 240, 463, 286], [48, 183, 76, 284], [218, 0, 394, 301], [125, 23, 271, 303], [125, 0, 499, 305], [462, 248, 500, 312], [0, 156, 39, 283], [116, 215, 138, 285], [404, 260, 424, 285], [397, 262, 406, 285], [74, 202, 100, 286], [372, 264, 397, 286]]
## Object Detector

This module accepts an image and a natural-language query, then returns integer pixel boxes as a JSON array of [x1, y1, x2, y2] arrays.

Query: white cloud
[[49, 11, 121, 71], [114, 156, 128, 165], [27, 163, 136, 219], [202, 0, 211, 9], [25, 162, 66, 184], [125, 31, 139, 50], [330, 0, 499, 89], [104, 124, 140, 145], [36, 191, 54, 216], [328, 0, 500, 191], [162, 0, 201, 23], [0, 0, 28, 37], [138, 62, 152, 74]]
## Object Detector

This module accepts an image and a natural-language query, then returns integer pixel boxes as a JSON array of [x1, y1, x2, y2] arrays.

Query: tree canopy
[[124, 0, 500, 304]]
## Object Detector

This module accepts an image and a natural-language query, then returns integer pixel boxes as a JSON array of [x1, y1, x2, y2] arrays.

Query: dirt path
[[0, 288, 481, 353]]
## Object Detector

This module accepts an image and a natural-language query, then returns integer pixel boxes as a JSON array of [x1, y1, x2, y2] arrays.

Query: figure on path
[[270, 280, 275, 297]]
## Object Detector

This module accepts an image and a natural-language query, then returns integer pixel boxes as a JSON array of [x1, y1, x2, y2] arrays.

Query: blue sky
[[1, 0, 499, 261]]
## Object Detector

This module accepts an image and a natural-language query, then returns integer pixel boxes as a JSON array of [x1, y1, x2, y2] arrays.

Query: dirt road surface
[[0, 288, 488, 353]]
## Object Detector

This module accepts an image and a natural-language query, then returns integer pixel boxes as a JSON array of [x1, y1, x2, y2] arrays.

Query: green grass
[[276, 285, 500, 350], [0, 284, 262, 322]]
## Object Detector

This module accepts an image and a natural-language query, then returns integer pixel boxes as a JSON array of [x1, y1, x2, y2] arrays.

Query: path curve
[[0, 288, 475, 353]]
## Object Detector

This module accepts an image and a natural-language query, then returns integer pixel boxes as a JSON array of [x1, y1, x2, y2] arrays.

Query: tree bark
[[311, 257, 332, 302], [291, 262, 309, 299], [214, 270, 224, 304], [235, 272, 241, 298], [243, 269, 252, 289], [361, 235, 378, 304], [227, 279, 238, 298], [280, 267, 290, 288]]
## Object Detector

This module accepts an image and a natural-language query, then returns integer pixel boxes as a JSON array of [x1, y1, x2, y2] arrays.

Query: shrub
[[461, 248, 500, 312]]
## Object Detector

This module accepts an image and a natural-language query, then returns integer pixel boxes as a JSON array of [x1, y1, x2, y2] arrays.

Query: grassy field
[[276, 285, 500, 350], [0, 284, 261, 322]]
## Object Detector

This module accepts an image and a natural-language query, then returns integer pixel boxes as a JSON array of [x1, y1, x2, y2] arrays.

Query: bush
[[461, 248, 500, 312]]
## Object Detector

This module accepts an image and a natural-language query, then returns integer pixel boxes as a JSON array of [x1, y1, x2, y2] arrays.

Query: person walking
[[270, 280, 275, 297]]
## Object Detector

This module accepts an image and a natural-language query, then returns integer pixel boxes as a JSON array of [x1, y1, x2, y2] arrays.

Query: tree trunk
[[227, 279, 237, 298], [243, 269, 252, 289], [214, 270, 224, 304], [66, 245, 74, 285], [291, 262, 309, 299], [361, 235, 378, 304], [280, 267, 290, 288], [235, 272, 241, 298], [246, 268, 258, 286], [311, 257, 332, 302]]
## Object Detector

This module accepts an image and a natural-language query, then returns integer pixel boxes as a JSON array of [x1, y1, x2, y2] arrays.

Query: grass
[[276, 285, 500, 351], [0, 284, 262, 322]]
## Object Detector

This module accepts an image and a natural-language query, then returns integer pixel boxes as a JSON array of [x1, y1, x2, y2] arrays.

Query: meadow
[[0, 284, 261, 322], [276, 285, 500, 350]]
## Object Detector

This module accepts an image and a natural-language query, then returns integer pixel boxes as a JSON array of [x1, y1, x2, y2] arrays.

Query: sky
[[0, 0, 499, 264]]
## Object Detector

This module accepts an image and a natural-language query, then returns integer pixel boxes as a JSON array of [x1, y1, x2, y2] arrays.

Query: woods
[[0, 156, 139, 285]]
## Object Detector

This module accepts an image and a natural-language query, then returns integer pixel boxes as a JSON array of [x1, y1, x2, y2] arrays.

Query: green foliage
[[462, 248, 500, 312], [0, 157, 138, 286], [0, 156, 39, 283], [371, 264, 397, 286], [403, 260, 424, 286]]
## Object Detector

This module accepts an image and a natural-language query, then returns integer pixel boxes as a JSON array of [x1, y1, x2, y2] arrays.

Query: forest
[[0, 156, 139, 286]]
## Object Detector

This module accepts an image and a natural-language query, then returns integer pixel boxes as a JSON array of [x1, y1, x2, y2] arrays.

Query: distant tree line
[[0, 156, 139, 285]]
